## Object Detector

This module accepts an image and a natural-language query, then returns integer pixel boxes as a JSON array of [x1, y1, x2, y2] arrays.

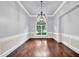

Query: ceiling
[[20, 1, 63, 17]]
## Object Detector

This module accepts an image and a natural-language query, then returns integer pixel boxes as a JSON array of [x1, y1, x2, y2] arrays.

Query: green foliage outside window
[[37, 20, 47, 35]]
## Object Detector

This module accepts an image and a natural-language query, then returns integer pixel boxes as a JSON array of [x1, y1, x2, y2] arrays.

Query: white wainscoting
[[28, 32, 54, 38], [28, 32, 60, 42], [54, 33, 79, 54], [0, 32, 79, 57], [0, 33, 29, 57]]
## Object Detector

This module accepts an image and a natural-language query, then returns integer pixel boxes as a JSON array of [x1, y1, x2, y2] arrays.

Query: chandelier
[[37, 1, 46, 21]]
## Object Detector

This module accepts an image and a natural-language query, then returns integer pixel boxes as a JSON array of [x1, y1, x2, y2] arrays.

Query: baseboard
[[62, 33, 79, 41], [52, 32, 60, 42], [1, 32, 79, 56], [0, 33, 29, 42], [29, 32, 54, 38], [28, 32, 61, 42], [0, 33, 30, 57], [62, 41, 79, 54], [58, 33, 79, 54]]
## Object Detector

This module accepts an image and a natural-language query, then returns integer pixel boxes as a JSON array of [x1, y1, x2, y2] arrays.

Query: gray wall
[[0, 2, 29, 38], [53, 1, 79, 34], [47, 17, 55, 32], [28, 17, 36, 32], [28, 17, 55, 33], [61, 6, 79, 36]]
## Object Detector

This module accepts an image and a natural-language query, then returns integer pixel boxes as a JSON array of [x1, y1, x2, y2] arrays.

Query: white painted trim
[[0, 36, 29, 57], [54, 32, 79, 54], [62, 33, 79, 41], [59, 3, 79, 19], [1, 32, 79, 56], [52, 32, 61, 42], [52, 32, 79, 41], [29, 32, 79, 54], [16, 1, 79, 18], [0, 33, 28, 42], [0, 33, 30, 57], [16, 1, 67, 17], [29, 32, 54, 38], [52, 1, 67, 16], [62, 41, 79, 54], [51, 32, 79, 54], [16, 1, 32, 17], [26, 14, 54, 17], [28, 32, 60, 42]]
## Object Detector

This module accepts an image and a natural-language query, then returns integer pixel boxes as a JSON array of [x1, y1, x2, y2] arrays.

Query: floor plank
[[7, 38, 79, 57]]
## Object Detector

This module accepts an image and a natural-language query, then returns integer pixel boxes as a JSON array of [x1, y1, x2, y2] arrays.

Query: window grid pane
[[37, 20, 47, 35]]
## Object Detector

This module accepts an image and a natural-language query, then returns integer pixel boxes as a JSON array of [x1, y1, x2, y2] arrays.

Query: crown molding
[[16, 1, 66, 17]]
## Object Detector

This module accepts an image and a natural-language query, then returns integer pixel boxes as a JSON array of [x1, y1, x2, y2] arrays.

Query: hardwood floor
[[7, 38, 79, 57]]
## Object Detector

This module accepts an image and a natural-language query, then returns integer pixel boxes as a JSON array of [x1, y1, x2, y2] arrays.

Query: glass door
[[37, 20, 47, 35]]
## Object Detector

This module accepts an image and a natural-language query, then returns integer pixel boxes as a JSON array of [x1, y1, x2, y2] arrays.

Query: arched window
[[36, 14, 47, 35]]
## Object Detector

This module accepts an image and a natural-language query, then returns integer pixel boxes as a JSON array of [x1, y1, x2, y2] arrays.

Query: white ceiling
[[20, 1, 63, 17]]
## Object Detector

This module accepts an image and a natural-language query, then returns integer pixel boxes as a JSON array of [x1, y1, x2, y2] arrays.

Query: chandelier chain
[[41, 1, 43, 16]]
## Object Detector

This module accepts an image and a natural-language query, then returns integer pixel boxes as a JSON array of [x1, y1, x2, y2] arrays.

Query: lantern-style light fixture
[[36, 1, 47, 35], [37, 1, 46, 22]]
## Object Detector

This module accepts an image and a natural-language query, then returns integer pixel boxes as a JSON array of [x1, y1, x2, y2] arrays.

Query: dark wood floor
[[7, 38, 79, 57]]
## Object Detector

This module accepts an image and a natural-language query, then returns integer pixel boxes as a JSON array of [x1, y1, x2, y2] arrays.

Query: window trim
[[36, 20, 47, 35]]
